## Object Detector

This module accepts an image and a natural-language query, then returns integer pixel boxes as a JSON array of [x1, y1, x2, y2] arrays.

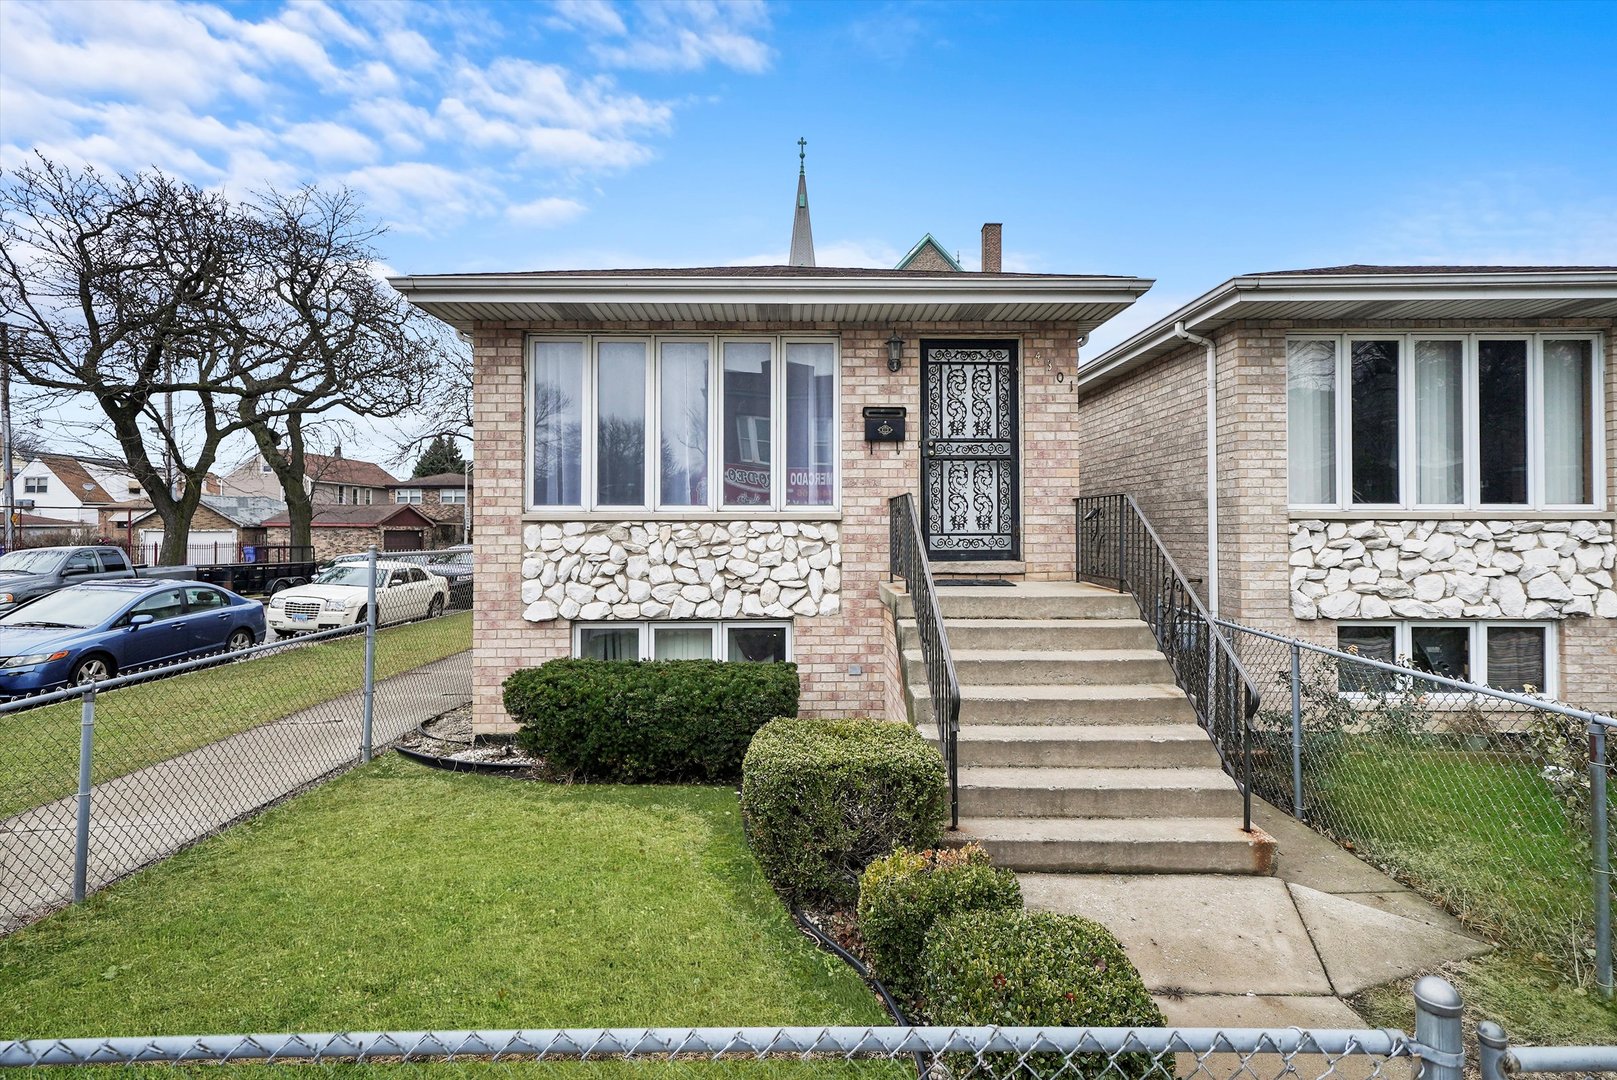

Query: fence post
[[1290, 643, 1304, 820], [72, 689, 95, 903], [1411, 976, 1464, 1080], [361, 545, 378, 764], [1475, 1021, 1509, 1080], [1591, 720, 1612, 999]]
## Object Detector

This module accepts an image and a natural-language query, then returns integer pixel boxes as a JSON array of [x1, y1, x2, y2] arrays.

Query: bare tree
[[232, 187, 442, 551], [0, 157, 261, 564]]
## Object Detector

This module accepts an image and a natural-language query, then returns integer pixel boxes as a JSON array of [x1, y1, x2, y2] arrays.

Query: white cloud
[[549, 0, 627, 36], [0, 0, 773, 232], [1373, 177, 1617, 267], [507, 196, 589, 228], [575, 0, 774, 73]]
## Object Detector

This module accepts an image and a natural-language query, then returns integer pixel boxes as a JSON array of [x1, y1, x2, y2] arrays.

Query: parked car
[[0, 546, 195, 616], [265, 561, 449, 635], [329, 546, 471, 610], [0, 580, 266, 695]]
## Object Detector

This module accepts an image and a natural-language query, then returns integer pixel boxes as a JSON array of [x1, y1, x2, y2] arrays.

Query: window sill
[[1288, 509, 1613, 522], [522, 509, 843, 523]]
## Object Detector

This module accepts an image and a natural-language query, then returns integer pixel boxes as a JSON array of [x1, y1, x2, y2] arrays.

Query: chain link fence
[[9, 977, 1609, 1079], [1218, 619, 1614, 993], [0, 547, 471, 934]]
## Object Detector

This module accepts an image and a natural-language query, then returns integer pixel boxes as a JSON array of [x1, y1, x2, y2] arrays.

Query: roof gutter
[[1171, 320, 1219, 615]]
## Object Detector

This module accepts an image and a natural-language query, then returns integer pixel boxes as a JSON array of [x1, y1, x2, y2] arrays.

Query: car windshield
[[313, 566, 381, 588], [0, 549, 65, 574], [0, 587, 131, 629]]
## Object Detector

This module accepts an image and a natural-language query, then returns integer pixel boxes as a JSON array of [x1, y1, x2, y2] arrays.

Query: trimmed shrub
[[505, 659, 798, 782], [921, 910, 1167, 1079], [741, 718, 947, 905], [858, 844, 1022, 1002]]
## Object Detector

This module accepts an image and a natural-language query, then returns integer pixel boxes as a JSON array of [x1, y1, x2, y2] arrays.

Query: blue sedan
[[0, 580, 266, 696]]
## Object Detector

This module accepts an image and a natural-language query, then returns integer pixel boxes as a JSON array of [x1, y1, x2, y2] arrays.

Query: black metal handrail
[[1075, 493, 1260, 832], [889, 494, 961, 830]]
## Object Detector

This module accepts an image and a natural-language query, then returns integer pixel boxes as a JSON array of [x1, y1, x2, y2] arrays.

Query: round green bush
[[921, 910, 1168, 1079], [741, 718, 947, 906], [858, 844, 1022, 1003]]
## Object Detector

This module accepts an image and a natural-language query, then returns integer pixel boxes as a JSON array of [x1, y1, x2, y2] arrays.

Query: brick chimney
[[981, 223, 1002, 273]]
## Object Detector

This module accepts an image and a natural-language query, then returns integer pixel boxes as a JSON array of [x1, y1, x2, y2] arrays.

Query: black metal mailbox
[[863, 406, 906, 443]]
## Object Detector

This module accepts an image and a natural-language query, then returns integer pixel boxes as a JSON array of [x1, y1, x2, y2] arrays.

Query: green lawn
[[0, 756, 895, 1077], [0, 613, 470, 820], [1306, 740, 1608, 976]]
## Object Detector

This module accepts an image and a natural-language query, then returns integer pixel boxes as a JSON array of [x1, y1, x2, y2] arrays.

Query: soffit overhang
[[1078, 269, 1617, 391], [387, 272, 1156, 333]]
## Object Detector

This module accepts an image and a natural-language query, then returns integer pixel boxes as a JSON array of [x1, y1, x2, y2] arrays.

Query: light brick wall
[[470, 320, 1086, 733], [1075, 339, 1211, 593]]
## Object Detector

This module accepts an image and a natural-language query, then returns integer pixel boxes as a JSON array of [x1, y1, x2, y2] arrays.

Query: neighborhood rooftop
[[1080, 263, 1617, 387]]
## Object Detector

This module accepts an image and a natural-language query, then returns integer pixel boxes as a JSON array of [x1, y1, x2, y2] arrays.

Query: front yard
[[0, 612, 471, 820], [0, 755, 891, 1072]]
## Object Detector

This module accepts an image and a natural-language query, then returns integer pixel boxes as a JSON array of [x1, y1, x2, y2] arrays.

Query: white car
[[266, 561, 449, 634]]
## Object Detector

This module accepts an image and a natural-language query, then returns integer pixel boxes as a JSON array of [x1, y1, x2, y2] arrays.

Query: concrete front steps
[[886, 580, 1274, 876]]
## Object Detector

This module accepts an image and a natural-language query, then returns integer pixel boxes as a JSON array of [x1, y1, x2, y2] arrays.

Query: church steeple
[[788, 137, 815, 267]]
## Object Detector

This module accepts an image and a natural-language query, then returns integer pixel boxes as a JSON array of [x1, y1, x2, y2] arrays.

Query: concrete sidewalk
[[1021, 797, 1490, 1029], [0, 653, 470, 932]]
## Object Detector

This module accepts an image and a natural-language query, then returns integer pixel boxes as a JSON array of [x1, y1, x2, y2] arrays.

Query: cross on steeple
[[789, 137, 815, 266]]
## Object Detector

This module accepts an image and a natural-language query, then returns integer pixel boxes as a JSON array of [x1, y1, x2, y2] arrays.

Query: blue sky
[[3, 0, 1615, 458]]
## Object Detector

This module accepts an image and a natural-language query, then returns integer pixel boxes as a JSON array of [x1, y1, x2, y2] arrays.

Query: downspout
[[1171, 321, 1218, 615]]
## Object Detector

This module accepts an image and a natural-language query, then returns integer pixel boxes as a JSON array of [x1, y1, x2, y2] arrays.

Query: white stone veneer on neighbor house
[[520, 520, 841, 623], [1289, 519, 1617, 621]]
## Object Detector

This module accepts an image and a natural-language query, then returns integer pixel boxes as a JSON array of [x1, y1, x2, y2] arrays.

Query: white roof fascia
[[1079, 269, 1617, 389], [387, 273, 1154, 310]]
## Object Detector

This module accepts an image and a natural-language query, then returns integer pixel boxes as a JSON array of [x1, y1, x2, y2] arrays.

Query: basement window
[[573, 621, 792, 662]]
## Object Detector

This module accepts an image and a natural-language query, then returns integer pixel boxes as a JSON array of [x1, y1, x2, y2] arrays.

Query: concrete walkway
[[0, 653, 470, 932], [1020, 796, 1490, 1030]]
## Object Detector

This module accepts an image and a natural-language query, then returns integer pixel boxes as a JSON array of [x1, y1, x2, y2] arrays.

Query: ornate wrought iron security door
[[920, 340, 1019, 561]]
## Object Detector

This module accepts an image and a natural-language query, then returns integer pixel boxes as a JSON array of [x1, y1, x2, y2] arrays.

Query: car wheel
[[70, 655, 115, 686], [227, 628, 255, 651], [354, 605, 368, 627], [426, 594, 444, 619]]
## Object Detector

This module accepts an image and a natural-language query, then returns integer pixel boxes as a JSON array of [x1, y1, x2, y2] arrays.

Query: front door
[[920, 339, 1019, 561]]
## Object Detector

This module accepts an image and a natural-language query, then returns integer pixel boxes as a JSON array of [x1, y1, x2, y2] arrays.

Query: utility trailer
[[191, 560, 318, 597]]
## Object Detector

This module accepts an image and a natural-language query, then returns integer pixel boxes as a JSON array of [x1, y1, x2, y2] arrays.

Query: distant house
[[220, 447, 398, 508], [12, 453, 147, 528], [260, 503, 439, 561], [112, 495, 287, 565], [388, 471, 471, 545], [895, 232, 964, 273]]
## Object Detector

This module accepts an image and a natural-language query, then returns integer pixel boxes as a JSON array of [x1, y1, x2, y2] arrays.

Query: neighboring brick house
[[260, 503, 439, 561], [220, 448, 397, 507], [1077, 265, 1617, 713], [391, 225, 1152, 733], [114, 495, 285, 564], [389, 472, 471, 545]]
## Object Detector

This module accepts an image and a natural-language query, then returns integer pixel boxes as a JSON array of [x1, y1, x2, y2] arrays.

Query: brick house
[[260, 503, 439, 562], [388, 472, 471, 546], [220, 449, 397, 507], [115, 495, 284, 564], [1077, 265, 1617, 713], [392, 226, 1152, 733]]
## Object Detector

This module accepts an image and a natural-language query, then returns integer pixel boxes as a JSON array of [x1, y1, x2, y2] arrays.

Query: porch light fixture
[[886, 332, 904, 373]]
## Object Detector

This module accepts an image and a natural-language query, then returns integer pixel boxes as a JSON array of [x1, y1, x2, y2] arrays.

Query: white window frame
[[1287, 332, 1604, 512], [23, 475, 47, 494], [571, 620, 794, 661], [440, 489, 467, 505], [525, 334, 840, 515], [395, 488, 423, 504], [1335, 620, 1558, 697]]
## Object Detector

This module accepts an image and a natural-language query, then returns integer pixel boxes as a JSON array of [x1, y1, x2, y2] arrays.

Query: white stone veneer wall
[[519, 520, 841, 623], [1290, 519, 1617, 621]]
